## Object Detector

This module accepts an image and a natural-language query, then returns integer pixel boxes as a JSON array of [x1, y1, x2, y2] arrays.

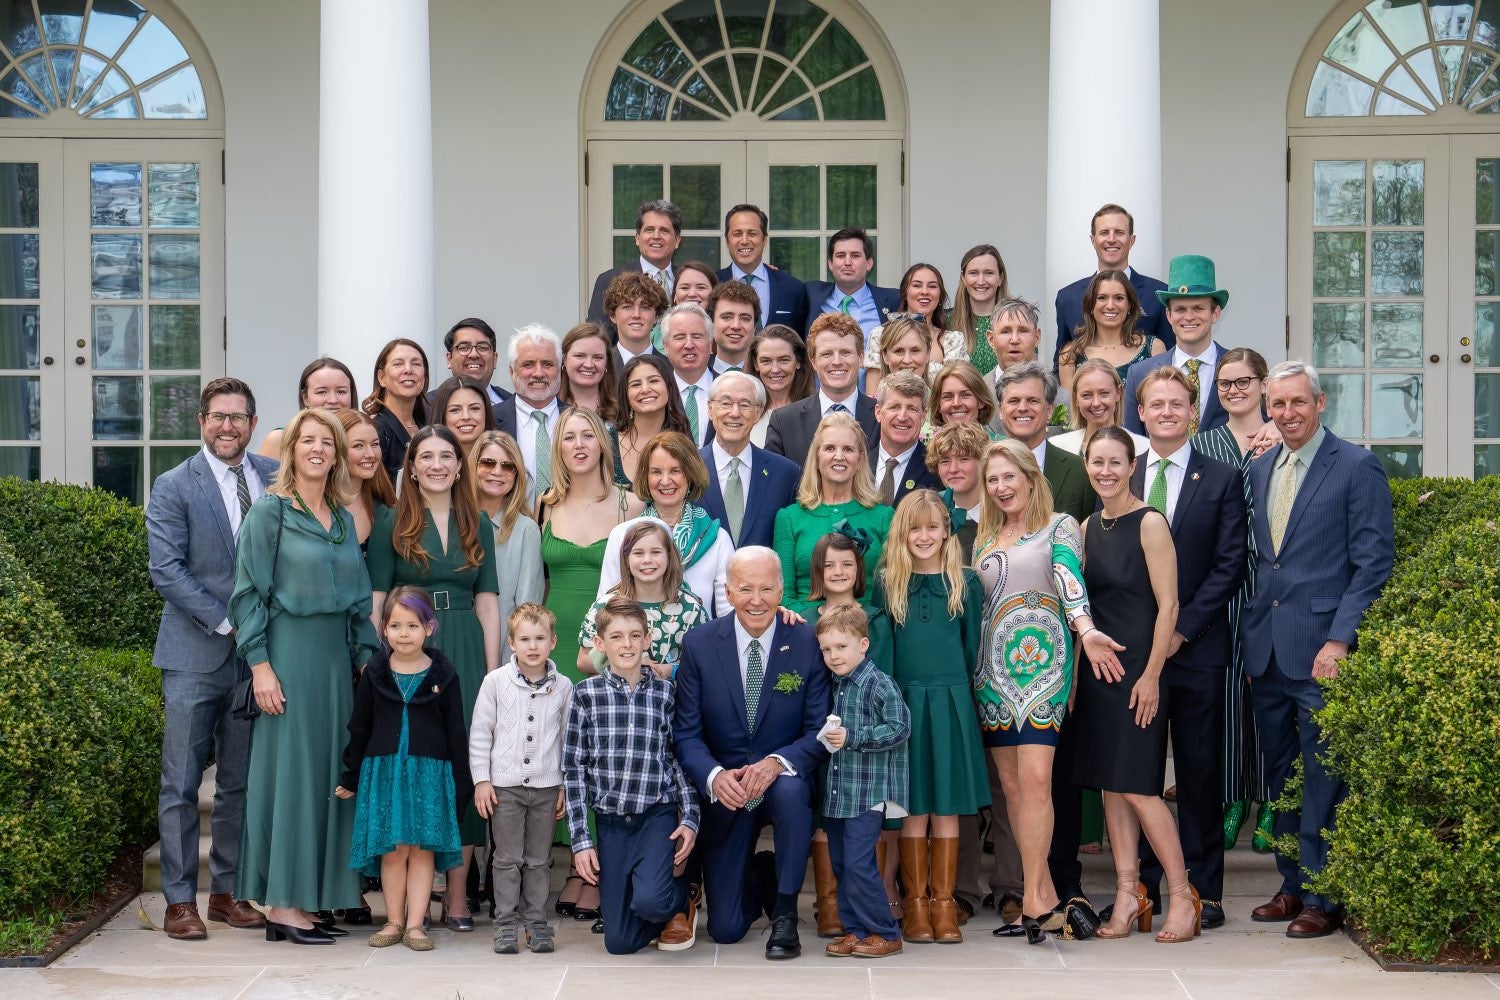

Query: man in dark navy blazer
[[432, 317, 511, 407], [801, 227, 900, 345], [708, 279, 760, 374], [699, 371, 799, 549], [718, 204, 809, 334], [587, 199, 681, 340], [1124, 255, 1232, 437], [1241, 361, 1393, 940], [867, 370, 941, 507], [1053, 204, 1172, 368], [1131, 366, 1247, 931], [766, 313, 877, 463], [674, 547, 832, 959]]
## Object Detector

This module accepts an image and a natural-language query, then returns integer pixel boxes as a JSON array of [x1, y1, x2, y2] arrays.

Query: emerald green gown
[[230, 495, 378, 910], [365, 506, 498, 847]]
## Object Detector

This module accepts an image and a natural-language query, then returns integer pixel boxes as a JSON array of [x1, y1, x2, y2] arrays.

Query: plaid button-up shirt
[[823, 659, 911, 819], [562, 667, 700, 852]]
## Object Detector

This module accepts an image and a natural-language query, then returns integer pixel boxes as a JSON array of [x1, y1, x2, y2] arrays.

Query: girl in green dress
[[366, 425, 500, 931], [231, 408, 378, 944], [875, 489, 989, 946], [949, 244, 1011, 376], [772, 412, 894, 613]]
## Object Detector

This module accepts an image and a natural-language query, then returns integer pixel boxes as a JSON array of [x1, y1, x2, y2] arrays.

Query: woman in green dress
[[948, 244, 1011, 376], [365, 424, 500, 931], [231, 408, 379, 944], [772, 412, 894, 613]]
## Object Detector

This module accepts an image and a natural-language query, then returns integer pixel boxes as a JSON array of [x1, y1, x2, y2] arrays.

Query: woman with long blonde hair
[[1050, 359, 1150, 458], [468, 430, 543, 656]]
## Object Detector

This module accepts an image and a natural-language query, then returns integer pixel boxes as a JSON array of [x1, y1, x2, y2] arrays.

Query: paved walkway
[[4, 839, 1495, 999]]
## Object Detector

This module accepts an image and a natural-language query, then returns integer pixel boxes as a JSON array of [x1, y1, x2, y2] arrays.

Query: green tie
[[685, 384, 700, 443], [745, 637, 765, 809], [744, 273, 764, 331], [1147, 456, 1170, 515], [531, 411, 552, 494], [724, 456, 745, 542], [839, 294, 855, 315]]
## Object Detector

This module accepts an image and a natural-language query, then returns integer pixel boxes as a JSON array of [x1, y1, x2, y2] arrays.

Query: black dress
[[1072, 507, 1170, 796]]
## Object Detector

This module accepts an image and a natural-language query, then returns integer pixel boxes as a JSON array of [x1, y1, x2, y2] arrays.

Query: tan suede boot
[[898, 837, 934, 942], [929, 837, 962, 943]]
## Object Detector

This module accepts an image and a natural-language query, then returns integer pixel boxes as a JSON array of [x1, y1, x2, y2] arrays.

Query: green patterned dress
[[577, 583, 708, 676], [772, 500, 895, 614], [965, 314, 997, 375]]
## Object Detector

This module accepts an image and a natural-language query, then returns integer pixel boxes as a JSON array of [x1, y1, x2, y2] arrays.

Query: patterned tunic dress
[[974, 513, 1091, 747]]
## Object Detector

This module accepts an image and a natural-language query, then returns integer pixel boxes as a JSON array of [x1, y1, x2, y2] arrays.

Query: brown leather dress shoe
[[851, 934, 903, 958], [824, 933, 860, 957], [657, 888, 697, 952], [164, 903, 207, 940], [1251, 892, 1304, 923], [207, 893, 266, 929], [1286, 906, 1343, 939]]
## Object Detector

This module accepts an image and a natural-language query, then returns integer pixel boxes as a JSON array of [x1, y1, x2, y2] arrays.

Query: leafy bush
[[1388, 476, 1500, 563], [0, 479, 161, 651]]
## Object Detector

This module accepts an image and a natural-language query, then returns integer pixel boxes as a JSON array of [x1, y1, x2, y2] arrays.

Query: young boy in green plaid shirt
[[815, 604, 910, 959]]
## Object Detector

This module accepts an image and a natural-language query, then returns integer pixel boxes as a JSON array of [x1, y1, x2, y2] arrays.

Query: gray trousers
[[956, 750, 1023, 910], [158, 658, 251, 905], [490, 784, 558, 928]]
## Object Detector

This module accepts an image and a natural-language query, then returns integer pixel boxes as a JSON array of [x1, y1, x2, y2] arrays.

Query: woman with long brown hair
[[363, 338, 431, 483], [1056, 270, 1165, 392], [949, 245, 1012, 375], [558, 322, 622, 427], [614, 354, 691, 488], [430, 375, 496, 458], [365, 424, 501, 932], [748, 325, 814, 447], [336, 408, 396, 546], [259, 357, 359, 458]]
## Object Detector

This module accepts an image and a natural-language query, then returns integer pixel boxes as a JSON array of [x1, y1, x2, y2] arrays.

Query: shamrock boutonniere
[[774, 672, 803, 695], [761, 467, 768, 477], [1191, 472, 1201, 481], [904, 479, 915, 490]]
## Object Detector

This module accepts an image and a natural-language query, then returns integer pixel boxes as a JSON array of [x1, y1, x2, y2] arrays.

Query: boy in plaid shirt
[[563, 597, 700, 955], [816, 603, 910, 959]]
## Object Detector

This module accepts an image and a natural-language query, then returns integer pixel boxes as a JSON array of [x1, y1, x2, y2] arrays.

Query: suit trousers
[[596, 804, 688, 955], [1251, 656, 1346, 911], [957, 752, 1023, 910], [490, 784, 558, 930], [699, 773, 814, 943], [1047, 719, 1086, 897], [826, 809, 898, 940], [1140, 665, 1226, 901], [158, 657, 251, 904]]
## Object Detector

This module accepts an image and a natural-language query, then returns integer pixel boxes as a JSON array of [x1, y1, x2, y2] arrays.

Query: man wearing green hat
[[1124, 254, 1230, 436]]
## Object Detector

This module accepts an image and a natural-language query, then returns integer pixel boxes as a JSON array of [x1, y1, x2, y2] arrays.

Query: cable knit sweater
[[469, 659, 573, 789]]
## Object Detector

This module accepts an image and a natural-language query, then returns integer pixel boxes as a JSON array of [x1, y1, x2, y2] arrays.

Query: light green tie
[[1147, 456, 1170, 515], [685, 384, 700, 443], [745, 637, 765, 808], [531, 411, 552, 494], [839, 294, 855, 315], [745, 273, 764, 331], [1184, 359, 1203, 436], [725, 456, 745, 542], [1270, 452, 1299, 554]]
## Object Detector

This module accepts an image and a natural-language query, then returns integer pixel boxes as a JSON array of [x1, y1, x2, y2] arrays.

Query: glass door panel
[[1451, 135, 1500, 477]]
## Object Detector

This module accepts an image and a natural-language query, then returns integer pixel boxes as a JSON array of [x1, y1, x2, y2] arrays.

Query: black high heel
[[1020, 906, 1067, 945], [265, 920, 335, 945], [313, 920, 349, 936]]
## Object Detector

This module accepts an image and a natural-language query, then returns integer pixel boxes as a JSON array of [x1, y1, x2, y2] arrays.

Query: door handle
[[43, 355, 54, 365], [74, 356, 85, 365], [1461, 353, 1473, 364], [1429, 354, 1441, 363]]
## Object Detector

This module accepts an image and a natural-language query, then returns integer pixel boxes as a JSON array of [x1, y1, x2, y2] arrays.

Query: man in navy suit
[[718, 204, 809, 333], [1131, 367, 1247, 930], [1123, 255, 1231, 436], [708, 279, 759, 374], [1242, 361, 1393, 939], [662, 303, 717, 448], [1053, 204, 1172, 368], [147, 377, 278, 940], [766, 313, 877, 463], [868, 370, 940, 507], [674, 547, 832, 959], [587, 199, 681, 339], [801, 227, 900, 344], [699, 371, 799, 549], [494, 323, 563, 509], [434, 317, 511, 407]]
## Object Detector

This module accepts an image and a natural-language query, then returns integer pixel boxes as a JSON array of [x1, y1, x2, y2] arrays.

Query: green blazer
[[1043, 442, 1098, 525]]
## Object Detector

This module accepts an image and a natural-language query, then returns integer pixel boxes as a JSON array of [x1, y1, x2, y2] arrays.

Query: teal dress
[[874, 570, 990, 816], [348, 666, 463, 877], [230, 495, 378, 911], [772, 501, 895, 613], [365, 506, 498, 847]]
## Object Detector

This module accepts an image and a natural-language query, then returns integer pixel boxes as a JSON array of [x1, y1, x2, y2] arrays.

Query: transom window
[[605, 0, 885, 122], [0, 0, 207, 121]]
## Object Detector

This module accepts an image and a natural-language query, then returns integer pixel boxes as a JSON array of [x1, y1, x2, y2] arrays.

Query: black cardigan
[[340, 646, 474, 820]]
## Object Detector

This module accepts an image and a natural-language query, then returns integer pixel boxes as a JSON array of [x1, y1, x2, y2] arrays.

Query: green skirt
[[902, 681, 991, 817], [430, 607, 486, 847]]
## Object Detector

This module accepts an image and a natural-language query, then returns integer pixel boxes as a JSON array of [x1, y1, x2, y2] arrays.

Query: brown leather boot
[[898, 837, 933, 943], [811, 839, 844, 938], [929, 837, 962, 943]]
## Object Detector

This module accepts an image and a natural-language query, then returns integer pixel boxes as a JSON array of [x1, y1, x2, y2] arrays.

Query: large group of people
[[145, 199, 1395, 962]]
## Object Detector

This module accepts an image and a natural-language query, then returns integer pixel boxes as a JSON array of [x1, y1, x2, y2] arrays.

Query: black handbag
[[231, 499, 284, 722]]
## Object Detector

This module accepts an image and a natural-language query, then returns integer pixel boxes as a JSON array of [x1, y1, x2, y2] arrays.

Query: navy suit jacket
[[1240, 430, 1394, 680], [867, 435, 942, 507], [1131, 447, 1247, 669], [147, 450, 280, 673], [801, 281, 901, 336], [673, 615, 832, 796], [717, 265, 810, 334], [1123, 343, 1230, 436], [1053, 268, 1173, 368], [764, 393, 878, 465], [493, 396, 519, 439], [697, 443, 800, 549], [586, 261, 645, 341]]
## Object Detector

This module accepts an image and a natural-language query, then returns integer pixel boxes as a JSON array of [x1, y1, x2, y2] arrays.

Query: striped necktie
[[1184, 359, 1203, 436]]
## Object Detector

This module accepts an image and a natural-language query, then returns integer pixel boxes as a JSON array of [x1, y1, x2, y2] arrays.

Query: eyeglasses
[[1214, 376, 1261, 392], [711, 398, 761, 413], [453, 342, 494, 356], [477, 457, 517, 471], [202, 411, 251, 427]]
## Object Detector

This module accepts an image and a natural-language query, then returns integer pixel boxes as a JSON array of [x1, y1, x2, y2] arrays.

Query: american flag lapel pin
[[1191, 472, 1201, 481]]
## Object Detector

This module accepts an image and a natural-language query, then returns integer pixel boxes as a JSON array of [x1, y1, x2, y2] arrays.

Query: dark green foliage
[[1388, 476, 1500, 563], [0, 479, 162, 651]]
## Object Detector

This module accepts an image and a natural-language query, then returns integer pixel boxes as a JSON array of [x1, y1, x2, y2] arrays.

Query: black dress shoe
[[1201, 900, 1225, 930], [338, 906, 373, 926], [765, 913, 801, 960], [573, 906, 602, 921], [991, 919, 1026, 937], [265, 920, 335, 945]]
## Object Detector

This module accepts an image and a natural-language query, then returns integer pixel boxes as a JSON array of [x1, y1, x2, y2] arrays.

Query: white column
[[1045, 0, 1162, 357], [318, 0, 435, 390]]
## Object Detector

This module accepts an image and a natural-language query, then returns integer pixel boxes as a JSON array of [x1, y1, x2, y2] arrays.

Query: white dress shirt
[[875, 442, 918, 492], [639, 256, 674, 296], [616, 342, 654, 368], [704, 617, 795, 801], [1173, 343, 1219, 423], [1142, 440, 1193, 524], [712, 439, 753, 500], [514, 396, 560, 480], [1031, 439, 1048, 472], [819, 389, 859, 418], [203, 446, 263, 633], [676, 369, 716, 446]]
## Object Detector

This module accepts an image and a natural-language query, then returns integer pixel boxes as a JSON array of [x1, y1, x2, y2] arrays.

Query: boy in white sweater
[[471, 603, 574, 954]]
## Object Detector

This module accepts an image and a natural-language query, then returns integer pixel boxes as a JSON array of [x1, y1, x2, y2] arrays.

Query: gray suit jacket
[[147, 449, 279, 673]]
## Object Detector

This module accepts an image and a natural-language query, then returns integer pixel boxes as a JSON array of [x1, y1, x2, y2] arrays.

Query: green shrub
[[0, 478, 161, 651], [1388, 476, 1500, 563]]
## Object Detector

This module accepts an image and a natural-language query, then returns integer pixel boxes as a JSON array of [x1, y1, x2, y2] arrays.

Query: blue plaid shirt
[[562, 667, 700, 852], [823, 659, 911, 819]]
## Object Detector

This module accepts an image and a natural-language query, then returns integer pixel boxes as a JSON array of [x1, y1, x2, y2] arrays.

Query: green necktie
[[839, 294, 855, 315], [745, 273, 764, 331], [745, 638, 765, 808], [685, 384, 700, 443], [725, 456, 745, 542], [1147, 456, 1171, 515], [531, 411, 552, 494]]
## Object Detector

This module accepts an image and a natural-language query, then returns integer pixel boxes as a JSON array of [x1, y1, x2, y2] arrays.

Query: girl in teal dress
[[772, 412, 894, 613], [365, 425, 499, 931], [875, 489, 989, 946], [337, 587, 472, 952]]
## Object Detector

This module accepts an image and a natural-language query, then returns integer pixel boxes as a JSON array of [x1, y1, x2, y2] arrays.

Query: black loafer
[[1201, 900, 1226, 930], [445, 915, 475, 932], [765, 913, 801, 960], [573, 906, 602, 921], [591, 917, 605, 934], [991, 920, 1026, 937]]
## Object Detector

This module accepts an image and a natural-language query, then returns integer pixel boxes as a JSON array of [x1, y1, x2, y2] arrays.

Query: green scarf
[[646, 501, 721, 570]]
